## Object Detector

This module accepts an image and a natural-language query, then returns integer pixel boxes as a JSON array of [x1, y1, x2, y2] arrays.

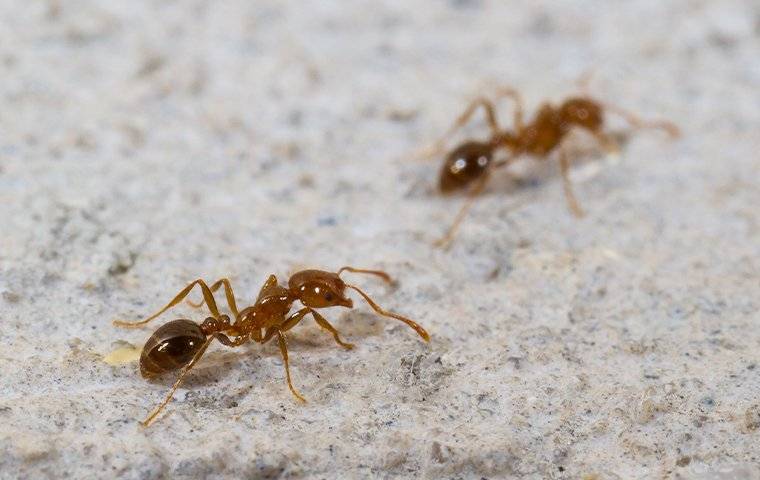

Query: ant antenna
[[337, 266, 395, 285], [600, 101, 681, 138]]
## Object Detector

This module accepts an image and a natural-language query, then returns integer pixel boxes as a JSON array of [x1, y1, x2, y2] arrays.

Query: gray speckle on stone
[[1, 0, 759, 479]]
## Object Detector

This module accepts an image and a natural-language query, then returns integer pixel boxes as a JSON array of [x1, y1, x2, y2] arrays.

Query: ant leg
[[344, 284, 430, 341], [114, 279, 224, 328], [186, 278, 239, 317], [602, 102, 680, 139], [140, 333, 218, 426], [558, 146, 586, 218], [281, 308, 310, 332], [309, 309, 355, 350], [274, 330, 306, 403], [492, 86, 525, 130], [433, 173, 490, 249], [576, 69, 596, 95], [250, 327, 264, 342], [216, 334, 249, 347], [337, 266, 394, 285], [255, 275, 279, 302], [591, 130, 621, 157], [412, 97, 500, 161]]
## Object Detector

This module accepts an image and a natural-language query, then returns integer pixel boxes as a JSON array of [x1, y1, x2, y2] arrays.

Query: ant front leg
[[114, 279, 225, 328], [591, 130, 621, 157], [602, 101, 680, 139], [281, 307, 310, 332], [186, 278, 240, 317], [309, 309, 355, 350], [343, 284, 430, 341]]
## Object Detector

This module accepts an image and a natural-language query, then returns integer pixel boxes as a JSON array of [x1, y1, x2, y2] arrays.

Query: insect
[[420, 85, 680, 248], [113, 266, 429, 426]]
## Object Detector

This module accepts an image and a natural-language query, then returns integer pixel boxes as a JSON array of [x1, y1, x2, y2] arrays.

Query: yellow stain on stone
[[103, 342, 141, 365]]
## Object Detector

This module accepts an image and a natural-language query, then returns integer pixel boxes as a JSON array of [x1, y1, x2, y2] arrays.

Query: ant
[[419, 83, 680, 248], [113, 266, 429, 426]]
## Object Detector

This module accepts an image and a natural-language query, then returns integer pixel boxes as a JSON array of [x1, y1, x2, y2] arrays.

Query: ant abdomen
[[438, 141, 493, 192], [140, 319, 206, 378]]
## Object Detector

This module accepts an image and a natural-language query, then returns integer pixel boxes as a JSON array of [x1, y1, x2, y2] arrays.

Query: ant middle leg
[[261, 313, 309, 402], [114, 279, 224, 328], [186, 278, 240, 317], [269, 329, 306, 403], [309, 308, 355, 350], [558, 146, 586, 218]]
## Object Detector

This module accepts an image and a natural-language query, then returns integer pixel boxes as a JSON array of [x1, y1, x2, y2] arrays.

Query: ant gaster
[[421, 84, 680, 247], [113, 267, 429, 426]]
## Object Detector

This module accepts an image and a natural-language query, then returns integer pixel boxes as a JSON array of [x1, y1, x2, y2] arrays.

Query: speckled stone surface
[[1, 1, 759, 479]]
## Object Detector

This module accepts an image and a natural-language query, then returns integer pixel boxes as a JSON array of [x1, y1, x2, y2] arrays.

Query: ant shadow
[[290, 311, 386, 347], [487, 128, 631, 190], [144, 311, 387, 390], [407, 126, 632, 204]]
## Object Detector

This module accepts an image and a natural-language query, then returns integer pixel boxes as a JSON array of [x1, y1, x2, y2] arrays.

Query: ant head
[[288, 269, 354, 309], [560, 97, 603, 131], [439, 141, 493, 192]]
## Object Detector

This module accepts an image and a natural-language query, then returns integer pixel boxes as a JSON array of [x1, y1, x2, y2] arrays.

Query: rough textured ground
[[1, 1, 759, 479]]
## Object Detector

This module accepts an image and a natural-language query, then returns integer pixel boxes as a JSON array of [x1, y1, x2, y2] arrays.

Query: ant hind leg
[[140, 333, 218, 427], [491, 86, 525, 130], [433, 173, 490, 249], [186, 278, 240, 318], [114, 279, 224, 328], [412, 97, 501, 162]]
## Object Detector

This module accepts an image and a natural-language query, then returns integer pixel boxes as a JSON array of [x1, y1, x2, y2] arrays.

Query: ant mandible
[[420, 82, 680, 248], [113, 266, 429, 426]]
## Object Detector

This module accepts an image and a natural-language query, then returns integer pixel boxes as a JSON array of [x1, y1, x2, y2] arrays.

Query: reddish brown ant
[[113, 267, 429, 426], [419, 84, 680, 248]]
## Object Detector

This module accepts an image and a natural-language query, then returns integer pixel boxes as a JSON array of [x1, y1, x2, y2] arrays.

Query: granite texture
[[1, 0, 759, 479]]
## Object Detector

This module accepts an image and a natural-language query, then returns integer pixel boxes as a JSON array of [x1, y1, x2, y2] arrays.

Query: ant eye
[[325, 293, 334, 301]]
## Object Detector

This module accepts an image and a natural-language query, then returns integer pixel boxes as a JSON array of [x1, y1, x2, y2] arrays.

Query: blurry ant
[[419, 82, 680, 248], [113, 266, 429, 426]]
